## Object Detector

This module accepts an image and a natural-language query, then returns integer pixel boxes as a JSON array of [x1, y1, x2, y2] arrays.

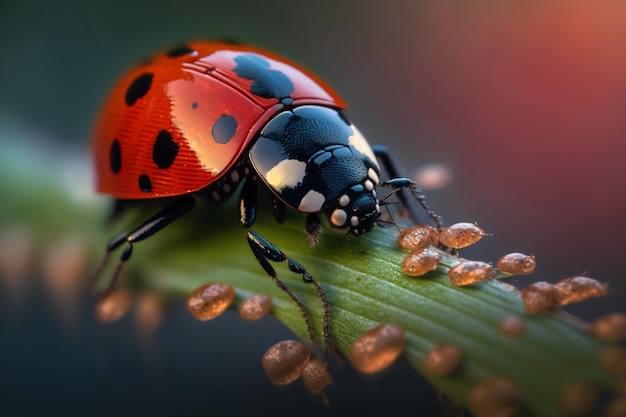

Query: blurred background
[[1, 1, 624, 416]]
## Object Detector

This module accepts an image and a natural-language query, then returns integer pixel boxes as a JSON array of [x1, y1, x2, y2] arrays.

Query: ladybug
[[92, 41, 441, 359]]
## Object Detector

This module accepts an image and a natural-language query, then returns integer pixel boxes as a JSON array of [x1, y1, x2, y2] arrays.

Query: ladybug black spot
[[233, 54, 294, 100], [191, 101, 198, 109], [110, 139, 122, 174], [138, 174, 153, 193], [166, 45, 197, 58], [125, 72, 153, 106], [153, 129, 179, 169], [212, 114, 238, 144]]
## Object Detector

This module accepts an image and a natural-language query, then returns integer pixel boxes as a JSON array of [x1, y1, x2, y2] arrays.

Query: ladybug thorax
[[249, 105, 382, 233]]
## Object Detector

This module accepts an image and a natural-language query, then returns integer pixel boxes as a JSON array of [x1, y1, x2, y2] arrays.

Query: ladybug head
[[328, 182, 381, 235]]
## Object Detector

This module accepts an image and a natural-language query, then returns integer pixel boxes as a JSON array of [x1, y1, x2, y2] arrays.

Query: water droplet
[[349, 323, 406, 374], [561, 381, 599, 416], [553, 276, 608, 305], [186, 283, 235, 321], [439, 222, 487, 249], [448, 261, 494, 286], [423, 344, 464, 377], [262, 340, 311, 385], [239, 294, 272, 322], [467, 377, 519, 417], [498, 316, 525, 339], [397, 225, 439, 251], [302, 357, 333, 394], [402, 248, 442, 277], [496, 252, 536, 275], [598, 346, 626, 375]]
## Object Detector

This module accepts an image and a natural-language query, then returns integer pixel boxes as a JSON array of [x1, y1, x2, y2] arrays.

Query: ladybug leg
[[247, 230, 331, 361], [91, 196, 196, 297], [239, 175, 257, 228], [373, 146, 443, 231]]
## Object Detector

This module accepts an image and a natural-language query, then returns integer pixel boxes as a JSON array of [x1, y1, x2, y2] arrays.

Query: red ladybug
[[92, 41, 440, 359]]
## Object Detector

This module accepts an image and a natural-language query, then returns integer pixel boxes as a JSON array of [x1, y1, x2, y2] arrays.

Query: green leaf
[[1, 136, 621, 417]]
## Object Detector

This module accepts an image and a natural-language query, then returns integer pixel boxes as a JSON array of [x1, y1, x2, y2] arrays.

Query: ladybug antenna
[[381, 178, 443, 232]]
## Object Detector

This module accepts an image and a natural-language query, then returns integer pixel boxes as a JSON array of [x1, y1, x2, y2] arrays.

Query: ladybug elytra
[[92, 41, 441, 359]]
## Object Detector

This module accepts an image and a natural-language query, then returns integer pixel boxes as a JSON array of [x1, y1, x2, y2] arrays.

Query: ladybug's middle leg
[[91, 195, 196, 298], [246, 230, 331, 362]]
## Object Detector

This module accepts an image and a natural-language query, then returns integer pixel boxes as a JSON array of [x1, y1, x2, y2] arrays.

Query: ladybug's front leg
[[246, 230, 331, 361], [91, 195, 196, 297]]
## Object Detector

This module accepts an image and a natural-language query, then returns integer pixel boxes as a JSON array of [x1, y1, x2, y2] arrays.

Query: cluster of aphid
[[397, 221, 626, 417], [182, 281, 411, 397]]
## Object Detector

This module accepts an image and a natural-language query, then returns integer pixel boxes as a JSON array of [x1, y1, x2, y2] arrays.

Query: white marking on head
[[331, 209, 348, 227], [348, 126, 380, 171], [364, 180, 374, 191], [368, 168, 379, 184], [231, 170, 240, 183], [298, 190, 325, 213], [350, 216, 359, 227], [339, 194, 350, 207], [372, 189, 377, 198], [375, 203, 380, 213], [265, 159, 306, 192]]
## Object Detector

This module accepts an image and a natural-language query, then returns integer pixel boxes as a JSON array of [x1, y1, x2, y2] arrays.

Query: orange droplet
[[496, 253, 536, 275], [598, 346, 626, 376], [591, 313, 626, 342], [561, 381, 599, 416], [521, 281, 555, 314], [498, 316, 525, 339], [553, 276, 608, 305], [134, 292, 164, 336], [95, 290, 132, 323], [467, 377, 519, 417], [349, 323, 406, 374], [397, 225, 439, 251], [302, 357, 333, 394], [402, 248, 442, 277], [448, 261, 494, 286], [423, 344, 464, 377], [262, 340, 311, 385], [439, 222, 487, 249], [239, 294, 272, 322], [186, 283, 235, 321]]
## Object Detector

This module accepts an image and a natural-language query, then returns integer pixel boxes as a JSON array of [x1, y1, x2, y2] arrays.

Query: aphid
[[94, 289, 132, 322], [239, 294, 272, 322], [302, 357, 333, 395], [447, 261, 494, 286], [591, 313, 626, 342], [396, 225, 439, 251], [348, 323, 406, 374], [439, 222, 487, 249], [401, 248, 442, 277], [422, 344, 464, 377], [261, 340, 311, 385], [186, 283, 235, 321], [521, 281, 555, 314], [498, 316, 525, 339], [467, 377, 520, 417], [496, 252, 536, 275], [553, 276, 608, 305]]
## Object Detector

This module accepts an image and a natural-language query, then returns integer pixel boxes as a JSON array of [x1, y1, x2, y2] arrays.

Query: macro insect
[[91, 41, 440, 359]]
